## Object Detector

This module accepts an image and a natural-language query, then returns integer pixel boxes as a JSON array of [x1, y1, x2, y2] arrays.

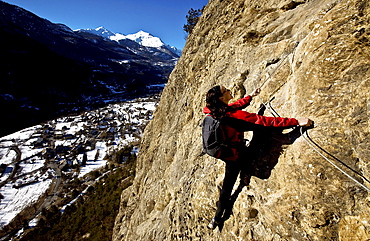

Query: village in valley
[[0, 94, 160, 235]]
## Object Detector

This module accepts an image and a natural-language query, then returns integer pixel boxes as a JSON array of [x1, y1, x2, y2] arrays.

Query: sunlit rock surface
[[113, 0, 370, 240]]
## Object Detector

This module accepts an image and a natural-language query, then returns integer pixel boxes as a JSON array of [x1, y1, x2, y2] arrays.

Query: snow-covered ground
[[0, 97, 158, 229]]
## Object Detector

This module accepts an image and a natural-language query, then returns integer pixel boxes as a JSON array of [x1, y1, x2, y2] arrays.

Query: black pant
[[214, 147, 251, 221]]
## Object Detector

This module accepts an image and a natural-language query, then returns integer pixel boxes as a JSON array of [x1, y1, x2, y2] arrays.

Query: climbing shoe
[[207, 218, 220, 230]]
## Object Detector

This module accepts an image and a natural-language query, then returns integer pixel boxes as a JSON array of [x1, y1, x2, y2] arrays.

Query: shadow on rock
[[217, 107, 313, 230]]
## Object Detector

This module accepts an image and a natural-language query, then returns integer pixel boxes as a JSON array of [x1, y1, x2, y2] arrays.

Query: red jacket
[[203, 95, 299, 161]]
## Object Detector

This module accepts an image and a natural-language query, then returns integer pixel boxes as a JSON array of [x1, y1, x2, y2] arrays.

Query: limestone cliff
[[113, 0, 370, 240]]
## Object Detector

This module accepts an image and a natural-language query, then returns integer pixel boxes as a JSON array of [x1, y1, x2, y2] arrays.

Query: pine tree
[[183, 7, 203, 37]]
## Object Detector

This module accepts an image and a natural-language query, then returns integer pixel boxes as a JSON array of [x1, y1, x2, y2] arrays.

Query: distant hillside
[[0, 1, 179, 137]]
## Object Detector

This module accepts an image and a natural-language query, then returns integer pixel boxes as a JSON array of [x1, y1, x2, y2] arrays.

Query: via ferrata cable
[[248, 39, 369, 192], [300, 127, 370, 192], [258, 95, 370, 192]]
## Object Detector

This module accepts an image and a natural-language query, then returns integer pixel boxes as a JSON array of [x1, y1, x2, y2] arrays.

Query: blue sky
[[2, 0, 208, 49]]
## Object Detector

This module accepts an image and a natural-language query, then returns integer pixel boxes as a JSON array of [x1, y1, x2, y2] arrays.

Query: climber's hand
[[250, 88, 261, 97], [297, 117, 313, 127]]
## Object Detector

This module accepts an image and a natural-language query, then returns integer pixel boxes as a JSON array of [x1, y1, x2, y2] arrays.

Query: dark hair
[[206, 85, 233, 119]]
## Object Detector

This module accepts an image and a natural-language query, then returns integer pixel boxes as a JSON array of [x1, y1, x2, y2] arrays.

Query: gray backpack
[[201, 115, 223, 157]]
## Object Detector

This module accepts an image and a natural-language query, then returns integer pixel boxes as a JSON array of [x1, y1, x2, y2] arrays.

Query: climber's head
[[219, 86, 233, 104], [206, 86, 232, 104], [206, 85, 233, 119]]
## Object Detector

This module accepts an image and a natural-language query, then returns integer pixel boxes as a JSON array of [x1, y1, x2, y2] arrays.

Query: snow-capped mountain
[[82, 26, 117, 39], [124, 30, 164, 48], [79, 27, 182, 55], [80, 27, 164, 47], [0, 1, 179, 138]]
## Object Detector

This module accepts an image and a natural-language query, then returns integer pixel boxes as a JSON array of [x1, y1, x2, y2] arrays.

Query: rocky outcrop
[[113, 0, 370, 240]]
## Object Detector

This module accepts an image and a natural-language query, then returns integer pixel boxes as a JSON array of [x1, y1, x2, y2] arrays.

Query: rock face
[[113, 0, 370, 240]]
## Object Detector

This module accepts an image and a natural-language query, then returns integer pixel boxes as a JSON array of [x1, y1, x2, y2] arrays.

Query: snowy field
[[0, 97, 157, 229]]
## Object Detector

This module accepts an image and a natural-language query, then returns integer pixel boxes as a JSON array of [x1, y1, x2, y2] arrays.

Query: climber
[[203, 85, 312, 229]]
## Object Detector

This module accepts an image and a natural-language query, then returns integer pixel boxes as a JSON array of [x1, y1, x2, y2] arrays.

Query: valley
[[0, 94, 160, 239]]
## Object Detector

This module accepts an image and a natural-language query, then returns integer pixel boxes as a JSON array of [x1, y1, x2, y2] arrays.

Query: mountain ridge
[[77, 26, 182, 55], [0, 1, 179, 138]]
